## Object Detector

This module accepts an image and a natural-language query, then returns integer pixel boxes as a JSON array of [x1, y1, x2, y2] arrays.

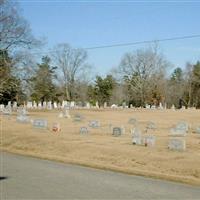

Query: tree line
[[1, 1, 200, 108]]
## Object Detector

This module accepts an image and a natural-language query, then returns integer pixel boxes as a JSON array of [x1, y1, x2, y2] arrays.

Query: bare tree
[[119, 45, 169, 106], [52, 43, 89, 100], [0, 0, 40, 50]]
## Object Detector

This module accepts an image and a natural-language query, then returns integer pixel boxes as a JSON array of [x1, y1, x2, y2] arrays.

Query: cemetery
[[1, 105, 200, 186]]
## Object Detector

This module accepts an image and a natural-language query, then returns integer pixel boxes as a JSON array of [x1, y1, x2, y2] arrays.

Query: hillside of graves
[[1, 107, 200, 186]]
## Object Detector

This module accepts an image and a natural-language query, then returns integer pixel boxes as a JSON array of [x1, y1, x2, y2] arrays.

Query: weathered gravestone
[[168, 138, 186, 151], [89, 120, 100, 128], [142, 135, 156, 147], [128, 118, 137, 125], [112, 127, 122, 137], [0, 104, 5, 112], [73, 114, 83, 122], [3, 106, 12, 115], [196, 126, 200, 134], [16, 115, 30, 123], [146, 121, 156, 134], [80, 127, 88, 134], [132, 128, 142, 145], [63, 108, 71, 118], [170, 121, 188, 136], [33, 119, 48, 129]]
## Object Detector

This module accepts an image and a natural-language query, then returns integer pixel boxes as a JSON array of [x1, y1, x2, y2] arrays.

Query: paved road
[[1, 152, 200, 199]]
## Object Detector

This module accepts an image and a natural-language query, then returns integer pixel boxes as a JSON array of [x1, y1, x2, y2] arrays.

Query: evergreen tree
[[31, 56, 57, 102]]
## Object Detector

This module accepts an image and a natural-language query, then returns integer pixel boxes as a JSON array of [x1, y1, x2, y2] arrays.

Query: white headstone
[[38, 102, 42, 109], [43, 101, 47, 109], [33, 101, 37, 109], [27, 101, 33, 109], [70, 101, 75, 108], [95, 101, 99, 109], [53, 102, 57, 109], [47, 101, 52, 110]]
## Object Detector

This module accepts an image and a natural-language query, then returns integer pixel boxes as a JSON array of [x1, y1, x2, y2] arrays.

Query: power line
[[84, 34, 200, 50], [28, 34, 200, 55]]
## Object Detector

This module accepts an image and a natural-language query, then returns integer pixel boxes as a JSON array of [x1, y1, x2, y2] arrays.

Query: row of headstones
[[1, 101, 193, 111]]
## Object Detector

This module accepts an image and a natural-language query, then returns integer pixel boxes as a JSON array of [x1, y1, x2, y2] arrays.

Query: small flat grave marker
[[128, 118, 137, 125], [146, 121, 156, 130], [168, 138, 186, 151], [80, 127, 88, 134], [112, 127, 122, 137], [33, 119, 48, 129], [89, 120, 100, 128], [73, 114, 83, 122], [16, 115, 30, 123]]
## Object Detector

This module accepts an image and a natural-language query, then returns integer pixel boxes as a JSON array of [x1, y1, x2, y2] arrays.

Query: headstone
[[95, 101, 99, 109], [73, 114, 83, 122], [158, 102, 163, 109], [151, 105, 156, 109], [13, 101, 17, 109], [168, 138, 186, 151], [27, 101, 33, 109], [171, 104, 175, 110], [146, 121, 156, 133], [170, 121, 188, 136], [122, 102, 126, 109], [3, 106, 12, 115], [38, 102, 42, 109], [63, 108, 71, 118], [80, 127, 88, 134], [16, 115, 30, 123], [33, 119, 48, 129], [145, 104, 150, 109], [53, 102, 58, 109], [86, 102, 90, 109], [111, 104, 117, 109], [0, 104, 5, 112], [43, 101, 47, 109], [33, 101, 37, 109], [52, 122, 61, 132], [8, 101, 11, 108], [196, 126, 200, 134], [47, 101, 52, 110], [70, 101, 75, 108], [17, 107, 28, 116], [58, 112, 64, 118], [112, 127, 122, 137], [104, 102, 107, 108], [128, 118, 137, 125], [89, 120, 100, 128], [142, 135, 156, 147], [132, 128, 142, 145]]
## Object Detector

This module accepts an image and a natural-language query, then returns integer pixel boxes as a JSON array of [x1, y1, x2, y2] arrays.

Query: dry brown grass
[[1, 109, 200, 185]]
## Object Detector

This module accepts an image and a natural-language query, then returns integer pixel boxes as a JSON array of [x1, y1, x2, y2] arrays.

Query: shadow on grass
[[0, 176, 8, 181]]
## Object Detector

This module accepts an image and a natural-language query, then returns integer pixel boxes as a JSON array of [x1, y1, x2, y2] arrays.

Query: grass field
[[1, 108, 200, 185]]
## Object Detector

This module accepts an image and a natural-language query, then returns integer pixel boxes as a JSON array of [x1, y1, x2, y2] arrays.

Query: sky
[[19, 0, 200, 75]]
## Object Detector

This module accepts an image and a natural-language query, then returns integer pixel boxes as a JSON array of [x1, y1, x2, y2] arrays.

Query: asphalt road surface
[[1, 152, 200, 199]]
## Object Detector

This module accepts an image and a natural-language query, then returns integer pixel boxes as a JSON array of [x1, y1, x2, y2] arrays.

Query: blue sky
[[19, 1, 200, 75]]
